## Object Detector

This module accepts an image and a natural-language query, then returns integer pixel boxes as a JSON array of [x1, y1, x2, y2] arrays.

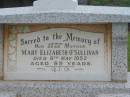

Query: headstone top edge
[[33, 0, 78, 11]]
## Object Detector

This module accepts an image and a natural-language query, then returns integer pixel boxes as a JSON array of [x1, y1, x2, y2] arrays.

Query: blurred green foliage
[[88, 0, 130, 6]]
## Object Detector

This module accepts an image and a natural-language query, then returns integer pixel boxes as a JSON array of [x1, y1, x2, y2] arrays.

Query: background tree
[[88, 0, 130, 6]]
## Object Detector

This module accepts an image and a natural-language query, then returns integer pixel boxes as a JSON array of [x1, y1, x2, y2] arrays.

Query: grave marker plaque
[[0, 0, 129, 95], [4, 24, 111, 81]]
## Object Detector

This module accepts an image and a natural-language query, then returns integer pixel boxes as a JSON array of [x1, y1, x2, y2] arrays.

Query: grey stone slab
[[112, 23, 128, 81], [0, 6, 130, 23], [0, 72, 129, 97], [0, 81, 129, 97], [0, 72, 130, 97], [0, 25, 3, 79]]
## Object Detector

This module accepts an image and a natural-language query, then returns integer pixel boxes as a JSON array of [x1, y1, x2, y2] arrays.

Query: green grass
[[128, 32, 130, 71]]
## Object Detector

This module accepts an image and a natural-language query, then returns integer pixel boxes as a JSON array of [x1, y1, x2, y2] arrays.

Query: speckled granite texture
[[0, 6, 130, 23], [112, 23, 128, 81], [0, 79, 129, 97]]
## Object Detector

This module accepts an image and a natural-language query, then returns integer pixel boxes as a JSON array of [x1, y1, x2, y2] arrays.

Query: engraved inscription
[[16, 28, 105, 74]]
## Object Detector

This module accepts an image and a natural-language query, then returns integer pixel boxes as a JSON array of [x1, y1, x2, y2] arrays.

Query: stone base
[[0, 74, 129, 97], [0, 77, 129, 97]]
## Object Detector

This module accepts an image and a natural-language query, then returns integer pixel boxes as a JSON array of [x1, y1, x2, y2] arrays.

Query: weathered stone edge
[[0, 13, 130, 24]]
